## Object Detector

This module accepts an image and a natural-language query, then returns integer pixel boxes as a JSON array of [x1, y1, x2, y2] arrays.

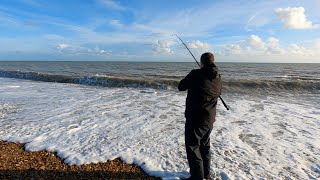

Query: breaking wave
[[0, 70, 319, 93], [0, 71, 176, 89]]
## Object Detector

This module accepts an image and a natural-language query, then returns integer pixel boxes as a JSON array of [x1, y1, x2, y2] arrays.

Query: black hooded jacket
[[178, 64, 222, 125]]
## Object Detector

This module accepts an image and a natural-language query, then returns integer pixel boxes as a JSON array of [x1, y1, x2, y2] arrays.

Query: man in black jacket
[[178, 52, 222, 180]]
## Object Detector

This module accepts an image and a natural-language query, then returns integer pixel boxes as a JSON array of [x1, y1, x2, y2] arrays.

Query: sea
[[0, 61, 319, 179]]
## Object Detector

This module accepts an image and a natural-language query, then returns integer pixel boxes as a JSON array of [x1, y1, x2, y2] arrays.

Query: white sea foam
[[0, 77, 319, 179]]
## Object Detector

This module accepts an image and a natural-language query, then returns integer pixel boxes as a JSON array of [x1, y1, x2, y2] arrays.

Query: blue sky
[[0, 0, 319, 62]]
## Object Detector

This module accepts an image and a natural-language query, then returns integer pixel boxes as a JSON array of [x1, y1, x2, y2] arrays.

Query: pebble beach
[[0, 141, 159, 180]]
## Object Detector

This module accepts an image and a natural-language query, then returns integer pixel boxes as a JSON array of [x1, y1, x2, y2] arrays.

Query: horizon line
[[0, 60, 319, 64]]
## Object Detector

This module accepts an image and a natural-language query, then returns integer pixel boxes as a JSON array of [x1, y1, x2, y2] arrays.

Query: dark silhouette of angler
[[174, 34, 230, 110]]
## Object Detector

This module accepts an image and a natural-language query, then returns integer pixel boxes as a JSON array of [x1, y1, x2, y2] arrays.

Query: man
[[178, 52, 222, 180]]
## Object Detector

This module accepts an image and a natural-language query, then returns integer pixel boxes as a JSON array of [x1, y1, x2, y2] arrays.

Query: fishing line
[[174, 34, 230, 110]]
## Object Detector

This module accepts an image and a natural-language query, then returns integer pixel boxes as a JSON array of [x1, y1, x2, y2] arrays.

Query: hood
[[201, 64, 218, 80]]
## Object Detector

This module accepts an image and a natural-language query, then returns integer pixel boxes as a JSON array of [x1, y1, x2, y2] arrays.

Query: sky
[[0, 0, 319, 62]]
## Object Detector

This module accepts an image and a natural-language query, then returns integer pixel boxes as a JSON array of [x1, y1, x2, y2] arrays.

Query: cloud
[[266, 37, 285, 54], [287, 44, 312, 56], [93, 46, 112, 54], [143, 1, 286, 37], [56, 43, 71, 50], [1, 1, 319, 62], [56, 43, 112, 57], [245, 11, 272, 31], [187, 41, 209, 50], [220, 34, 318, 60], [247, 35, 265, 50], [56, 43, 73, 54], [275, 7, 318, 29], [109, 19, 123, 28], [181, 40, 211, 57], [152, 40, 173, 54], [98, 0, 126, 11], [223, 44, 242, 55], [315, 40, 320, 50], [0, 11, 21, 27]]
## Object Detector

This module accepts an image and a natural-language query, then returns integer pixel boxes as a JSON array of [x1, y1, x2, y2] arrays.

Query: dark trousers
[[185, 122, 213, 180]]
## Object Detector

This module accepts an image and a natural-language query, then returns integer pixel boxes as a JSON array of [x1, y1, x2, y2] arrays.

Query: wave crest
[[0, 70, 319, 92]]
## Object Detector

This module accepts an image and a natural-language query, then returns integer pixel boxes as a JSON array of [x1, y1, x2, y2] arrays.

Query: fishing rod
[[175, 34, 230, 111]]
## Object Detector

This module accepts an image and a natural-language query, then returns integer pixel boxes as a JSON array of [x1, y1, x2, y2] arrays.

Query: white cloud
[[56, 43, 71, 49], [187, 41, 209, 51], [56, 43, 73, 54], [223, 44, 242, 55], [267, 37, 285, 54], [0, 12, 21, 27], [109, 19, 123, 28], [315, 41, 320, 50], [178, 40, 211, 58], [152, 40, 173, 54], [219, 35, 319, 62], [1, 1, 319, 62], [287, 44, 312, 56], [267, 37, 279, 47], [98, 0, 126, 11], [245, 11, 272, 31], [94, 46, 111, 54], [143, 1, 282, 37], [275, 7, 318, 29], [247, 35, 265, 50], [55, 43, 112, 56]]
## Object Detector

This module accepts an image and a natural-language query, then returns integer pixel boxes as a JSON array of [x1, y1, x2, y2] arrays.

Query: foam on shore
[[0, 78, 319, 179]]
